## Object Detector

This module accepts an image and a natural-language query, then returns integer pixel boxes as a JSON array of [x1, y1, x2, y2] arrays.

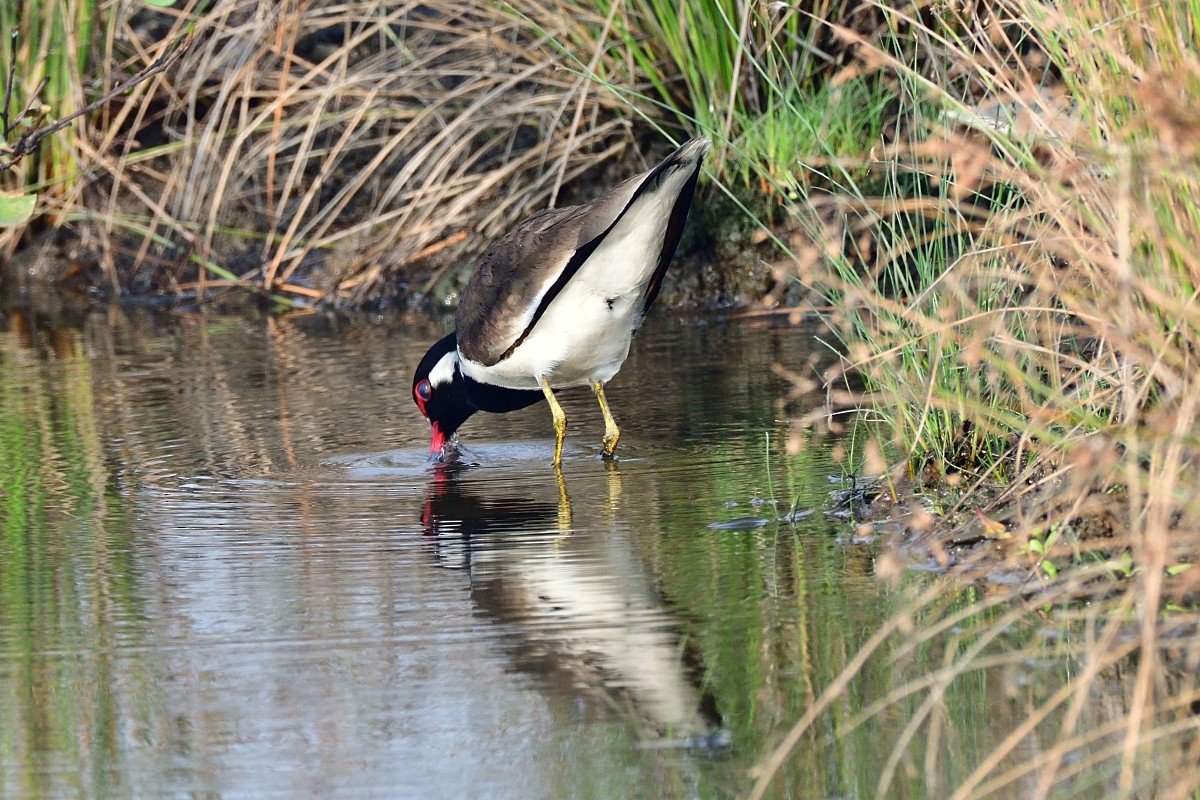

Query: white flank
[[460, 162, 694, 391]]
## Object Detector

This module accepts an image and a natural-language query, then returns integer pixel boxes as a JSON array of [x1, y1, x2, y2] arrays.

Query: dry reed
[[14, 0, 682, 305], [753, 1, 1200, 797]]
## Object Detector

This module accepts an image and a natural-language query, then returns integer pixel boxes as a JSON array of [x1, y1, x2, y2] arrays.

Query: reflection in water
[[421, 461, 561, 543], [420, 463, 724, 744], [0, 307, 1151, 798]]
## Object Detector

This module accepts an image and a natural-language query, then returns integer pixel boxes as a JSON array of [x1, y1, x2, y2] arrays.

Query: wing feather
[[455, 139, 708, 367], [455, 177, 644, 367]]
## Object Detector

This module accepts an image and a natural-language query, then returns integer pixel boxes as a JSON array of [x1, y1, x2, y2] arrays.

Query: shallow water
[[0, 308, 1096, 798]]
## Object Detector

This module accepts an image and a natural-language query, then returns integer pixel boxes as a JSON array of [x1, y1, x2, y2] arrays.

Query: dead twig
[[0, 30, 194, 173]]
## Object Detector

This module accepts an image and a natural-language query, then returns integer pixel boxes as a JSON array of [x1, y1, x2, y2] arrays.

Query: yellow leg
[[592, 380, 621, 458], [539, 375, 567, 466]]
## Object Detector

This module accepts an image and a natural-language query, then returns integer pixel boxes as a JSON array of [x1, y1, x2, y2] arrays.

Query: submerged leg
[[592, 380, 621, 458], [539, 375, 567, 466]]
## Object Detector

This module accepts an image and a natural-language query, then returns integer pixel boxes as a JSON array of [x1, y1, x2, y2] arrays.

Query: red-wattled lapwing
[[412, 137, 710, 466]]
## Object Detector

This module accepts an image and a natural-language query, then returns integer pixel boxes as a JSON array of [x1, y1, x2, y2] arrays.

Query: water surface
[[0, 309, 1077, 798]]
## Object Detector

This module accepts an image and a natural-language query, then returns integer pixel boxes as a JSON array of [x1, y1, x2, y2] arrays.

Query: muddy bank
[[6, 152, 797, 316]]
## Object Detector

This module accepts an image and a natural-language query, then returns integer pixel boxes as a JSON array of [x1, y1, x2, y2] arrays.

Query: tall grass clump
[[748, 0, 1200, 796], [0, 0, 96, 240], [112, 1, 653, 305], [4, 0, 904, 307], [591, 0, 894, 193], [802, 0, 1200, 534], [8, 0, 705, 305]]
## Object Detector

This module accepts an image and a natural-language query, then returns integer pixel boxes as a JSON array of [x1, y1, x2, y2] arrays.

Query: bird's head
[[412, 333, 476, 459]]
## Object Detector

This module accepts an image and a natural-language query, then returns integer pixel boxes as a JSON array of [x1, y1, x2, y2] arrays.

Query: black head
[[412, 332, 477, 458]]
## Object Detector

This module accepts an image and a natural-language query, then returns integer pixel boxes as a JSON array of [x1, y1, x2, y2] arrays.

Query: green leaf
[[1040, 560, 1058, 579], [1166, 563, 1193, 576], [142, 0, 177, 6], [0, 193, 36, 226]]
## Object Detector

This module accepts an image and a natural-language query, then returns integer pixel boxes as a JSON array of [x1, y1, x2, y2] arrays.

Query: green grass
[[590, 0, 893, 194], [730, 76, 892, 196], [0, 0, 97, 196]]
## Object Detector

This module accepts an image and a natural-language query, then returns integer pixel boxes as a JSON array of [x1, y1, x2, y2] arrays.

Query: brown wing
[[455, 138, 710, 368], [455, 173, 646, 367]]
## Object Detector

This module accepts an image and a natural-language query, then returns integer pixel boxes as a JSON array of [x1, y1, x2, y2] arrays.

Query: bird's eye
[[416, 379, 433, 402]]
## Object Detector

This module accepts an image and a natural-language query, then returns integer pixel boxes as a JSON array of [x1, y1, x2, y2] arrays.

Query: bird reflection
[[427, 448, 576, 534], [420, 461, 560, 543], [419, 464, 724, 745]]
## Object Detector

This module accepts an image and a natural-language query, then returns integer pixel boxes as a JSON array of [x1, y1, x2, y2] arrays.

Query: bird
[[411, 137, 710, 466]]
